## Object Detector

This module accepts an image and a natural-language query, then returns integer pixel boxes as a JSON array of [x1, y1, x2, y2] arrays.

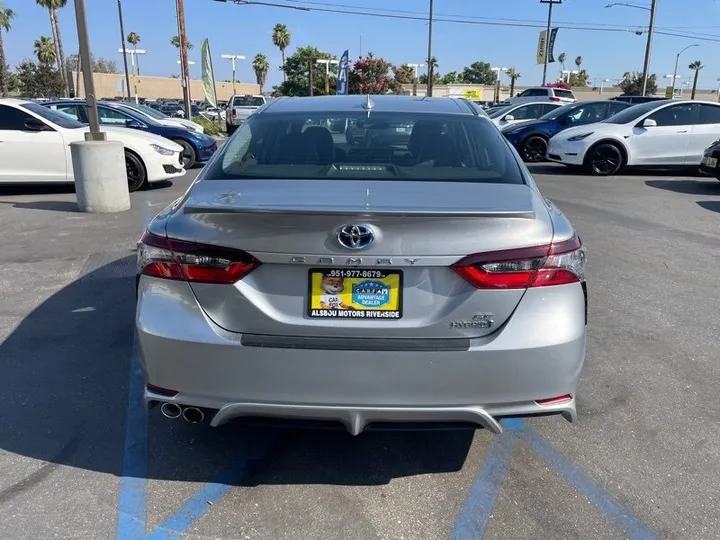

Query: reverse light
[[452, 235, 586, 289], [536, 394, 573, 406], [151, 143, 175, 156], [567, 132, 594, 142], [137, 230, 259, 284]]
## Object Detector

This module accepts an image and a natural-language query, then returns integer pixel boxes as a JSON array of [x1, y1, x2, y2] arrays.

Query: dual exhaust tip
[[160, 403, 205, 424]]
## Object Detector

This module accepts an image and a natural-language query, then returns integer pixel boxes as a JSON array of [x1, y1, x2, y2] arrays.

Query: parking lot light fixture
[[316, 59, 339, 95], [118, 48, 145, 104], [607, 0, 656, 96], [670, 44, 698, 97], [220, 54, 246, 95]]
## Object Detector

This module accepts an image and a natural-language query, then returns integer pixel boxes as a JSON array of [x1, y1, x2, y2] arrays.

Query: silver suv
[[504, 87, 577, 106]]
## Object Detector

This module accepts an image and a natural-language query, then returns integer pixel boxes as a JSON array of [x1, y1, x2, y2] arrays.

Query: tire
[[125, 150, 147, 193], [173, 139, 197, 169], [585, 142, 623, 176], [521, 136, 548, 163]]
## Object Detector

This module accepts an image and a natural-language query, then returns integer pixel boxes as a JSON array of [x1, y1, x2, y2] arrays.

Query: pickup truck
[[226, 94, 266, 134]]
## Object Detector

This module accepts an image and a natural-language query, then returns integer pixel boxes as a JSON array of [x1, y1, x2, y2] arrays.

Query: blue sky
[[3, 0, 720, 90]]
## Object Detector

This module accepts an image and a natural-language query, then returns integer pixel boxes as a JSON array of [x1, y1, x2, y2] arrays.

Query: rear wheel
[[521, 136, 548, 163], [226, 123, 235, 135], [585, 143, 623, 176], [125, 150, 146, 193], [173, 139, 197, 169]]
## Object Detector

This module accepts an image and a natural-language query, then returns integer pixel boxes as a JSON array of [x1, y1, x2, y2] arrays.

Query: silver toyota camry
[[136, 95, 587, 435]]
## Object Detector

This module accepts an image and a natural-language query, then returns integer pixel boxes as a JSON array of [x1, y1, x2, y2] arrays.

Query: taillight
[[231, 109, 236, 117], [549, 96, 561, 102], [452, 235, 586, 289], [137, 230, 259, 284]]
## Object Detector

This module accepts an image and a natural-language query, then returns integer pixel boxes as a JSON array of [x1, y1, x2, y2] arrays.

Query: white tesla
[[547, 99, 720, 175], [0, 98, 186, 192]]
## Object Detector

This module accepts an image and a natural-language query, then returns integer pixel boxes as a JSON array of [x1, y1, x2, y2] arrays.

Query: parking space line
[[521, 426, 660, 540], [116, 344, 148, 540], [452, 420, 520, 540]]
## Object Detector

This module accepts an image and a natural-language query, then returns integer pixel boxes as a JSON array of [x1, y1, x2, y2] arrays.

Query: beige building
[[71, 71, 261, 102]]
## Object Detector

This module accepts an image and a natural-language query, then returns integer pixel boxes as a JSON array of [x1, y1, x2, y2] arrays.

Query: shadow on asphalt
[[697, 201, 720, 213], [0, 255, 473, 498], [645, 179, 720, 195], [1, 200, 80, 212]]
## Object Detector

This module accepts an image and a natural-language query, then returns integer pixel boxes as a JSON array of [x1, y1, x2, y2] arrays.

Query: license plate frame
[[307, 268, 403, 320], [703, 156, 718, 168]]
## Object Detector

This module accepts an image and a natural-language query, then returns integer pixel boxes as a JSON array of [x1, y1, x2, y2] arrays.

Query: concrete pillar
[[70, 140, 131, 213]]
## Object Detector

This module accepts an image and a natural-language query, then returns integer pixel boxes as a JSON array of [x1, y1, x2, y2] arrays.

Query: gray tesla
[[136, 95, 587, 435]]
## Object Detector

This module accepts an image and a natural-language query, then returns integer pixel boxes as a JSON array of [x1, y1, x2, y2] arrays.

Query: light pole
[[426, 0, 434, 97], [220, 54, 245, 95], [491, 67, 508, 103], [116, 0, 132, 102], [670, 44, 698, 97], [407, 63, 424, 96], [118, 48, 145, 103], [540, 0, 562, 86], [562, 69, 578, 83], [606, 1, 656, 96], [316, 59, 339, 95]]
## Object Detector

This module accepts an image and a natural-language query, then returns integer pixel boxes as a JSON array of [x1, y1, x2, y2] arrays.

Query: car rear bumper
[[136, 277, 587, 435]]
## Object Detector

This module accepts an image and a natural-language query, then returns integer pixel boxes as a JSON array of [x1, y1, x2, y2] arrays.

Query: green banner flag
[[200, 38, 218, 108]]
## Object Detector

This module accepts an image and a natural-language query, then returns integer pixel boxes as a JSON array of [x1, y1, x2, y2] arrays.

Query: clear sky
[[3, 0, 720, 91]]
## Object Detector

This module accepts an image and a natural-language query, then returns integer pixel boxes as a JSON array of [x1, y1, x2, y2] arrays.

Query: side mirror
[[504, 114, 515, 122], [24, 118, 47, 131], [125, 119, 145, 130], [642, 118, 657, 128]]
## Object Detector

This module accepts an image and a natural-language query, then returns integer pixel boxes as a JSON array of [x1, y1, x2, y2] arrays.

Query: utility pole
[[116, 0, 132, 101], [641, 0, 657, 96], [540, 0, 562, 86], [426, 0, 434, 97], [175, 0, 192, 118]]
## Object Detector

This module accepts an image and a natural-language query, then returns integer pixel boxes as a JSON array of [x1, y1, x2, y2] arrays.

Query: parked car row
[[496, 98, 720, 178]]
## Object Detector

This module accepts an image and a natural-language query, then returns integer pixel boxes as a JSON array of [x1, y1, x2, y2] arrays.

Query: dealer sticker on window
[[307, 269, 403, 319]]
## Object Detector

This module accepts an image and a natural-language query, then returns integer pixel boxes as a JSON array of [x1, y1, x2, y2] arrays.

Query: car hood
[[554, 122, 623, 140], [501, 119, 551, 134], [85, 126, 184, 151]]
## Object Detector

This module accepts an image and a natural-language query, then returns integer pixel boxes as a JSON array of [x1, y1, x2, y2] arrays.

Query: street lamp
[[118, 48, 145, 103], [491, 67, 508, 103], [606, 1, 656, 96], [670, 44, 698, 97], [220, 54, 245, 95], [316, 59, 339, 95], [406, 63, 424, 96]]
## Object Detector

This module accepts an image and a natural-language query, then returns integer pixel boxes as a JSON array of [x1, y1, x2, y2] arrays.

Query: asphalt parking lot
[[0, 164, 718, 540]]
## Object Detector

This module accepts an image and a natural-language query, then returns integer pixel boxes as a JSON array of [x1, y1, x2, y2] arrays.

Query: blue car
[[501, 100, 630, 163], [44, 100, 217, 168]]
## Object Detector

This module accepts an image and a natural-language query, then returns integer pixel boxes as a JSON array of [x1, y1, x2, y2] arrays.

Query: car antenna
[[363, 94, 374, 117]]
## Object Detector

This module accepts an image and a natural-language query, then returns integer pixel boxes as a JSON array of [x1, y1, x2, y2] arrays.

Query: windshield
[[232, 96, 265, 107], [538, 103, 578, 121], [20, 102, 85, 129], [487, 106, 512, 119], [204, 112, 524, 184], [602, 101, 665, 124]]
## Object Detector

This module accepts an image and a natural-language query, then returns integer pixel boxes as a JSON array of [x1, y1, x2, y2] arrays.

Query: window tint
[[205, 112, 525, 185], [648, 104, 698, 126], [97, 106, 131, 125], [527, 89, 549, 97], [553, 89, 575, 99], [51, 104, 81, 120], [602, 101, 667, 124], [697, 104, 720, 125], [232, 96, 265, 107], [510, 104, 544, 120], [23, 102, 85, 128], [541, 103, 562, 115], [608, 102, 629, 115], [566, 102, 608, 123], [487, 105, 512, 119], [0, 105, 33, 130]]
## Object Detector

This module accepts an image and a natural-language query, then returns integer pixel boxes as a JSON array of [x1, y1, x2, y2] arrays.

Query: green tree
[[689, 60, 703, 100], [273, 46, 334, 96], [171, 35, 193, 50], [252, 53, 269, 93], [574, 55, 583, 69], [619, 71, 658, 95], [569, 69, 590, 87], [34, 36, 56, 66], [0, 3, 14, 97], [272, 23, 291, 82], [506, 67, 521, 96], [558, 52, 567, 74], [440, 71, 459, 84], [418, 72, 441, 85], [393, 64, 416, 85], [349, 53, 399, 94], [459, 61, 496, 85], [66, 53, 117, 74], [16, 59, 64, 97], [36, 0, 68, 96]]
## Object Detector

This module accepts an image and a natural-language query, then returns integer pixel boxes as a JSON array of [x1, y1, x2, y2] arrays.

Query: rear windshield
[[232, 96, 265, 107], [204, 112, 524, 184], [553, 89, 575, 99]]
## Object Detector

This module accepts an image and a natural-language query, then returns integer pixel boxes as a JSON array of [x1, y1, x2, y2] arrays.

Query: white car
[[487, 101, 563, 129], [117, 102, 205, 133], [504, 87, 577, 106], [0, 98, 185, 192], [547, 99, 720, 175]]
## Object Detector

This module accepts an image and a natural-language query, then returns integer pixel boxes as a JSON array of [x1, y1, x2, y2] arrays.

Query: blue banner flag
[[336, 49, 349, 95]]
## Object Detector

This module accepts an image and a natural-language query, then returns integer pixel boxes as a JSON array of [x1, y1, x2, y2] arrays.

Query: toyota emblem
[[337, 224, 375, 250]]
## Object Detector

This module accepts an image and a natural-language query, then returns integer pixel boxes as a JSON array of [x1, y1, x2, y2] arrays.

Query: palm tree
[[272, 24, 291, 81], [506, 67, 521, 97], [171, 35, 193, 50], [574, 55, 583, 69], [689, 60, 703, 100], [558, 52, 567, 74], [127, 31, 141, 75], [0, 3, 14, 97], [34, 36, 56, 66], [36, 0, 68, 96], [252, 53, 269, 93]]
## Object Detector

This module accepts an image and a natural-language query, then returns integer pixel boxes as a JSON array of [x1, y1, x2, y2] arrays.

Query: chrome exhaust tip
[[182, 407, 205, 424], [160, 402, 182, 419]]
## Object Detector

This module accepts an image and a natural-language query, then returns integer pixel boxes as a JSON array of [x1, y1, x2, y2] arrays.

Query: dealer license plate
[[307, 269, 402, 320], [702, 156, 718, 168]]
